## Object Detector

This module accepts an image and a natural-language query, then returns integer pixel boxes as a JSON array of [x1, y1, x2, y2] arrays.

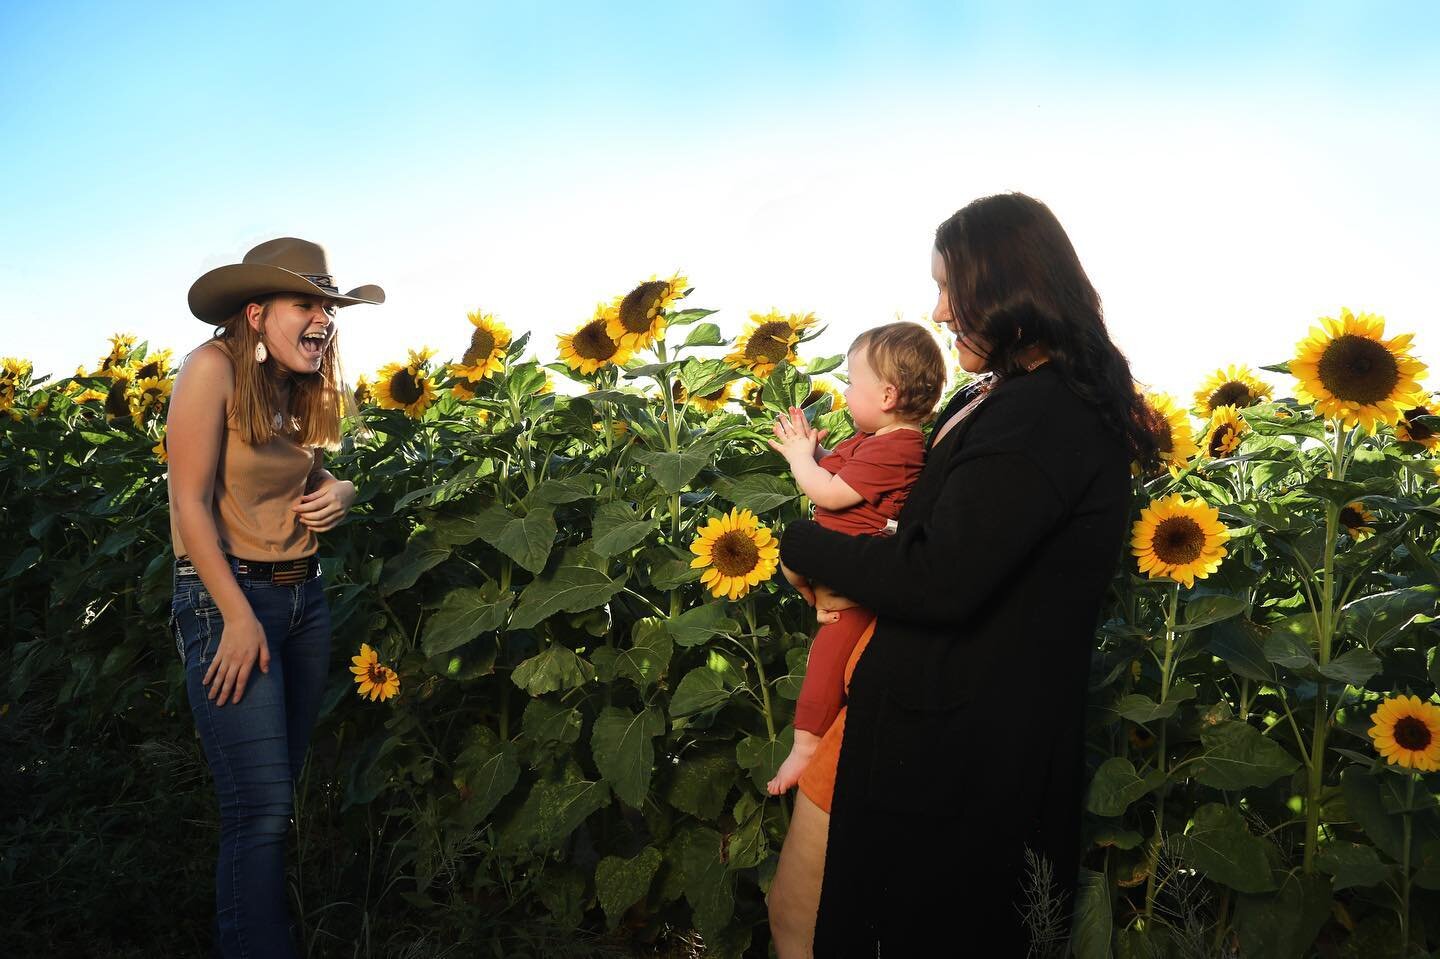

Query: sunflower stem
[[1400, 773, 1415, 951], [1144, 582, 1180, 919]]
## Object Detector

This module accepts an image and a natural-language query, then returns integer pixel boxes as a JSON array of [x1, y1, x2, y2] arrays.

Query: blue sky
[[2, 1, 1438, 397]]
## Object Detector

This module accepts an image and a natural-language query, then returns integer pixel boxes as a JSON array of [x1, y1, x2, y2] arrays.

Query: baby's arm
[[769, 407, 862, 511]]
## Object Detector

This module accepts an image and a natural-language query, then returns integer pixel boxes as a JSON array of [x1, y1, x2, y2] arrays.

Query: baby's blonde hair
[[849, 322, 946, 422]]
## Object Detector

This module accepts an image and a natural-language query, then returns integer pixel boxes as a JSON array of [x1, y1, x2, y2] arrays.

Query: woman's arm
[[779, 450, 1065, 627], [167, 346, 270, 705]]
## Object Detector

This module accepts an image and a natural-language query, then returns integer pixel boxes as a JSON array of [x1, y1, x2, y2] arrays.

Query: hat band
[[300, 272, 340, 295]]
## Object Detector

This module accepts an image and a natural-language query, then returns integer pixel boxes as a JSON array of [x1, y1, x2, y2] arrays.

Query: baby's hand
[[767, 406, 824, 463]]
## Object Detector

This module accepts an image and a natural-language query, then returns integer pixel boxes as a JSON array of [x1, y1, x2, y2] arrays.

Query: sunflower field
[[3, 285, 1440, 958]]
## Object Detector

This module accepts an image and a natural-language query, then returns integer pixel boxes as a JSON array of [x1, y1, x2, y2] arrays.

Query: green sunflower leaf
[[595, 847, 662, 929]]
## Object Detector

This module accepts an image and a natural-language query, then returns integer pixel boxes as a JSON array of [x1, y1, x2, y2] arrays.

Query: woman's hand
[[780, 561, 816, 606], [203, 612, 270, 707], [294, 479, 355, 531]]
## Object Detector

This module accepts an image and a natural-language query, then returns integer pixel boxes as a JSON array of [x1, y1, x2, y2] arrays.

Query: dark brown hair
[[850, 321, 947, 423], [935, 193, 1162, 468]]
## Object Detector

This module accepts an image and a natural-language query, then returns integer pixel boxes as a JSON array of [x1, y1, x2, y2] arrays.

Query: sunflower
[[136, 376, 173, 416], [1368, 695, 1440, 771], [1201, 405, 1248, 459], [153, 434, 168, 464], [740, 380, 766, 409], [0, 358, 28, 413], [537, 374, 555, 395], [1395, 397, 1440, 450], [1291, 308, 1428, 433], [452, 311, 511, 381], [449, 373, 483, 401], [1339, 501, 1376, 541], [97, 333, 137, 375], [725, 311, 816, 377], [1192, 365, 1272, 416], [1131, 494, 1230, 588], [673, 381, 733, 414], [1144, 393, 1199, 471], [132, 349, 174, 381], [802, 379, 846, 413], [593, 419, 629, 439], [607, 273, 688, 350], [375, 356, 437, 418], [103, 372, 136, 423], [352, 374, 372, 407], [350, 643, 401, 702], [689, 508, 781, 600], [558, 305, 634, 375]]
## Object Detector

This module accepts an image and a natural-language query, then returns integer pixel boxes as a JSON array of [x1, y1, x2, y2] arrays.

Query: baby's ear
[[880, 383, 900, 411]]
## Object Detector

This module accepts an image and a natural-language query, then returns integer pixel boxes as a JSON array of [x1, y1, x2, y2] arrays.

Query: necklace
[[273, 410, 284, 431]]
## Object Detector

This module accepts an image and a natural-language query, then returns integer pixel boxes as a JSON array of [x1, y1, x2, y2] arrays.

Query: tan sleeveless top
[[169, 345, 321, 561]]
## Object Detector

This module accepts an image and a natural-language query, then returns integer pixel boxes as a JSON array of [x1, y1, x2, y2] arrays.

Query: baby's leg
[[768, 608, 876, 796]]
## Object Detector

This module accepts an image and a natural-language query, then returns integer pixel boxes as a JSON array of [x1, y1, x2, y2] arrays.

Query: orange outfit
[[797, 617, 876, 814]]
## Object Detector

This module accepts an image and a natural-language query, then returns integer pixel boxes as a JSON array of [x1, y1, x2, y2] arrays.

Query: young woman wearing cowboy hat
[[166, 237, 382, 957]]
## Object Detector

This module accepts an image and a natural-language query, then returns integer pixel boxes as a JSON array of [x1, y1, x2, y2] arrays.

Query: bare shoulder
[[176, 341, 234, 391]]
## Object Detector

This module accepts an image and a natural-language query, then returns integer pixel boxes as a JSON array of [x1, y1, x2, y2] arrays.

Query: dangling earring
[[255, 340, 268, 363]]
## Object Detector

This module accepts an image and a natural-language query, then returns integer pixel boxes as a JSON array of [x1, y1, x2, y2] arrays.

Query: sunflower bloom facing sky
[[375, 348, 438, 419], [559, 305, 635, 375], [1395, 396, 1440, 450], [689, 508, 781, 600], [1291, 308, 1427, 433], [1192, 364, 1272, 416], [1368, 695, 1440, 772], [1131, 494, 1230, 588], [725, 310, 816, 377], [350, 643, 401, 702], [1144, 392, 1199, 471], [1202, 405, 1248, 459], [1339, 501, 1377, 541], [453, 311, 511, 381], [606, 273, 688, 351]]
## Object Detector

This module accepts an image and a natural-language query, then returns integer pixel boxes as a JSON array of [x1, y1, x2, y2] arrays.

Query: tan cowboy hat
[[188, 237, 385, 323]]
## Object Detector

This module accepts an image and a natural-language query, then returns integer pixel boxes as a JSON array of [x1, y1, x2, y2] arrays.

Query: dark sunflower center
[[1339, 506, 1367, 529], [390, 369, 423, 405], [1209, 382, 1255, 408], [1317, 334, 1400, 405], [464, 327, 496, 365], [745, 321, 794, 364], [136, 360, 162, 379], [1403, 407, 1434, 440], [367, 663, 389, 685], [1152, 516, 1204, 565], [620, 281, 669, 334], [702, 386, 728, 402], [104, 382, 131, 418], [1393, 715, 1432, 751], [712, 530, 760, 577], [1155, 419, 1174, 455], [1208, 424, 1237, 457], [574, 321, 620, 361]]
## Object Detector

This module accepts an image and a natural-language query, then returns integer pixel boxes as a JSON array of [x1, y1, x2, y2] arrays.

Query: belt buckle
[[273, 558, 307, 586]]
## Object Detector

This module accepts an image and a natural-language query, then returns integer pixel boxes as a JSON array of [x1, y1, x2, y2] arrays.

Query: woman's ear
[[245, 300, 267, 334]]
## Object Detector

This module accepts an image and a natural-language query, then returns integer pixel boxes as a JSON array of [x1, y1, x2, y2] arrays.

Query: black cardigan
[[779, 363, 1132, 955]]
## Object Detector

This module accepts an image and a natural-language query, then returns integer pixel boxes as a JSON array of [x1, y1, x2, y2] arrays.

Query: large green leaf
[[680, 826, 735, 946], [679, 358, 741, 397], [710, 474, 799, 513], [1233, 873, 1332, 959], [500, 763, 610, 852], [631, 443, 715, 494], [595, 847, 662, 929], [1193, 721, 1300, 791], [735, 729, 793, 793], [725, 793, 769, 870], [667, 602, 741, 647], [590, 705, 664, 808], [1085, 757, 1166, 816], [1337, 586, 1436, 651], [453, 728, 520, 825], [510, 546, 626, 629], [525, 473, 600, 506], [615, 618, 672, 690], [1263, 615, 1319, 674], [468, 502, 556, 574], [511, 645, 595, 695], [1206, 617, 1275, 682], [1316, 647, 1382, 686], [760, 361, 810, 409], [1316, 841, 1394, 891], [1176, 594, 1247, 632], [671, 665, 733, 717], [1173, 803, 1275, 893], [682, 323, 726, 348], [379, 530, 450, 595], [521, 698, 583, 745], [1070, 867, 1112, 959], [1341, 766, 1406, 861], [664, 749, 739, 819], [590, 500, 659, 556], [420, 583, 513, 657]]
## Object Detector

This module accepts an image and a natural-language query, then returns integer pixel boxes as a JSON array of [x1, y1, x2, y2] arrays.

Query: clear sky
[[2, 1, 1437, 399]]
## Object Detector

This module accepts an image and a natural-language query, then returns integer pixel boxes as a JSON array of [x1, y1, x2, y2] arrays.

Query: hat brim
[[188, 263, 385, 324]]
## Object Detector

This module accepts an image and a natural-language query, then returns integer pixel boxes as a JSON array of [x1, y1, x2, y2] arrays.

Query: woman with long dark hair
[[167, 238, 382, 957], [773, 193, 1160, 954]]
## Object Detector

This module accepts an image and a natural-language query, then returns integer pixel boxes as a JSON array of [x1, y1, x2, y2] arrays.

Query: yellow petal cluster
[[350, 643, 401, 702], [1368, 695, 1440, 771], [1291, 308, 1427, 433], [1131, 494, 1229, 588], [689, 508, 780, 600]]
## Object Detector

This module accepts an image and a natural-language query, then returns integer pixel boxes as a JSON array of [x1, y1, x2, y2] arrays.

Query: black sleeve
[[779, 449, 1066, 628]]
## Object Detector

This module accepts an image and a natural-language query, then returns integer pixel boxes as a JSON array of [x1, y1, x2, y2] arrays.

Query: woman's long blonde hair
[[214, 296, 349, 448]]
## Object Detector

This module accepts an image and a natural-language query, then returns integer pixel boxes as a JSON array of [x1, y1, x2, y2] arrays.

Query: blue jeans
[[172, 557, 331, 959]]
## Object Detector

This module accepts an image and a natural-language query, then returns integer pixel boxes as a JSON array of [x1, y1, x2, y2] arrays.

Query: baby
[[765, 322, 946, 795]]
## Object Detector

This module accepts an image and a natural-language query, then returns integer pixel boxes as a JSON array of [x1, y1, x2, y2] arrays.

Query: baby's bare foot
[[766, 735, 821, 795]]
